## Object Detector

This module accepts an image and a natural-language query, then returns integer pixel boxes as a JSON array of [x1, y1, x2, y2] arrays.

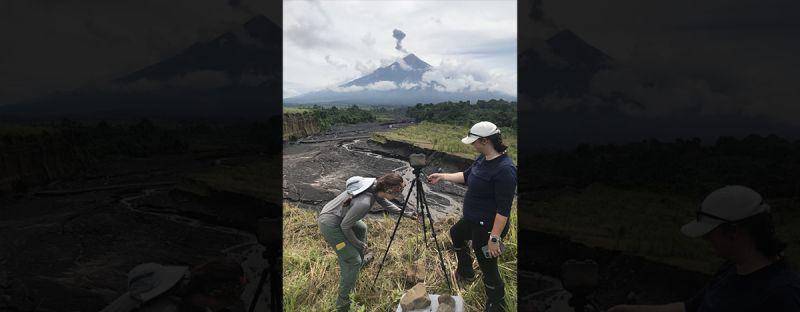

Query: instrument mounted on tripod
[[409, 153, 427, 170], [372, 152, 453, 292]]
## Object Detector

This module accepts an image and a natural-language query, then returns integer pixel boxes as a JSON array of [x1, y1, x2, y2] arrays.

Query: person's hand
[[357, 243, 367, 257], [487, 237, 501, 258], [427, 173, 444, 184]]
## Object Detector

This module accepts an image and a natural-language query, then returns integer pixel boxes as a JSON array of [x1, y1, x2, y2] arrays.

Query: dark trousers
[[449, 217, 509, 304]]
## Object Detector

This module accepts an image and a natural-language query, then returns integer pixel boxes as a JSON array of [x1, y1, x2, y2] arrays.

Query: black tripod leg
[[417, 179, 428, 247], [419, 186, 453, 292], [249, 262, 270, 312], [271, 257, 281, 311], [372, 178, 416, 287]]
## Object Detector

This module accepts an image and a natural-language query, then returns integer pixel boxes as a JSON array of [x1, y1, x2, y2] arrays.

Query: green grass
[[177, 157, 282, 203], [284, 107, 311, 114], [283, 203, 518, 311], [521, 184, 800, 274], [373, 121, 518, 164]]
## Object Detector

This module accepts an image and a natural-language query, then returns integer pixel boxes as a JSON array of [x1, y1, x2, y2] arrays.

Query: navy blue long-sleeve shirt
[[684, 259, 800, 311], [462, 153, 517, 227]]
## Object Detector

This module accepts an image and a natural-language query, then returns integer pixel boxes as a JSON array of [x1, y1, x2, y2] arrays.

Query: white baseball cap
[[461, 121, 501, 144], [681, 185, 770, 238], [346, 176, 376, 196]]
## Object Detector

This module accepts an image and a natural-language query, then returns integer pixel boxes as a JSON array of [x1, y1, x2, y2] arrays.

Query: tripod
[[248, 250, 280, 312], [372, 167, 452, 292]]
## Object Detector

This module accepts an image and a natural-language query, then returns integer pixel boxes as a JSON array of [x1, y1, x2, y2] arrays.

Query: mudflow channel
[[0, 152, 276, 311], [116, 184, 273, 310], [283, 122, 464, 219], [283, 122, 580, 311]]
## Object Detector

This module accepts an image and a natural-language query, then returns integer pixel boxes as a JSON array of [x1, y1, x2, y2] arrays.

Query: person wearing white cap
[[428, 121, 516, 312], [100, 257, 246, 312], [609, 185, 800, 312], [318, 173, 406, 311]]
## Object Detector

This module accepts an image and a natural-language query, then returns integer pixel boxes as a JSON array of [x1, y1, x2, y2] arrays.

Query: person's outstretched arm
[[427, 172, 465, 185], [608, 303, 686, 312], [376, 196, 414, 217]]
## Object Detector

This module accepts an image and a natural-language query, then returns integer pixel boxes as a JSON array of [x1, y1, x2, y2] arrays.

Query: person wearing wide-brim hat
[[428, 121, 517, 312], [609, 185, 800, 312], [100, 257, 246, 312], [318, 173, 406, 312]]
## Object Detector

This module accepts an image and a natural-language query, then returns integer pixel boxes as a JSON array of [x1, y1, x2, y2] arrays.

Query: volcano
[[340, 53, 432, 88], [284, 53, 515, 106], [0, 15, 282, 121]]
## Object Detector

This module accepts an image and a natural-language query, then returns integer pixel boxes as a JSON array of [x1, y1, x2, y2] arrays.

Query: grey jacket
[[318, 190, 400, 250]]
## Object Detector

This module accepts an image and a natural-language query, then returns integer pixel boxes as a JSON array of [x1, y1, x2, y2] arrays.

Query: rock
[[437, 294, 455, 312], [405, 260, 426, 283], [400, 283, 430, 312]]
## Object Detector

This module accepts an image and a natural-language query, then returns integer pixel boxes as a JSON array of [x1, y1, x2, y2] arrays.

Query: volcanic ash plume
[[393, 29, 407, 53]]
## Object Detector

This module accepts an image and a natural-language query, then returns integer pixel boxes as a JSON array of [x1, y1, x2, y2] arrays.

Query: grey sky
[[283, 0, 517, 98], [0, 0, 279, 106], [520, 0, 800, 125]]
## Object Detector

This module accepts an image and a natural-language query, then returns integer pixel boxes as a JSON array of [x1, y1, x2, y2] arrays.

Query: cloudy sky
[[283, 0, 517, 98], [0, 0, 279, 106], [519, 0, 800, 126]]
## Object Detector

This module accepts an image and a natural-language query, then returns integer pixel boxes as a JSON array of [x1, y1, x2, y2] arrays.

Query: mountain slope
[[0, 15, 281, 121], [340, 53, 431, 88], [285, 53, 515, 106]]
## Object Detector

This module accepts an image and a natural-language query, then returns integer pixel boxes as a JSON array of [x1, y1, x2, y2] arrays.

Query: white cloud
[[354, 60, 379, 75], [0, 0, 266, 105], [396, 58, 412, 71], [399, 81, 421, 89], [420, 58, 515, 95], [330, 85, 364, 93], [330, 81, 398, 92], [283, 0, 516, 98], [365, 81, 398, 91], [591, 66, 750, 118], [361, 32, 376, 47], [324, 55, 348, 69]]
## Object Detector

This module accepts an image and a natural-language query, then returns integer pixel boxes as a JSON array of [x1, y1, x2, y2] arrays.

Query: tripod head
[[409, 153, 443, 180], [409, 153, 427, 171]]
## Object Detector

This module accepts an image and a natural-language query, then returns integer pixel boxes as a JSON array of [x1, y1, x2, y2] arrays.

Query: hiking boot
[[484, 300, 507, 312]]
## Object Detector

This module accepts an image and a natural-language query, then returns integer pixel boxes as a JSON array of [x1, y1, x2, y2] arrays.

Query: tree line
[[529, 134, 800, 199], [405, 99, 517, 129], [308, 104, 377, 128]]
